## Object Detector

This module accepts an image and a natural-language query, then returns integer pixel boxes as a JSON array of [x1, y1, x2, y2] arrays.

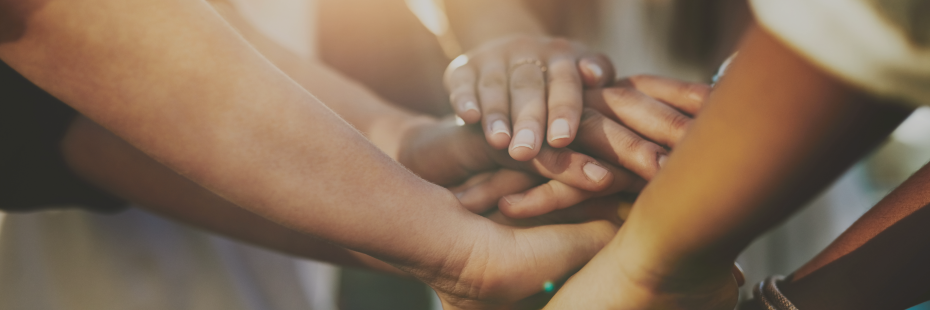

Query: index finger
[[446, 63, 481, 124], [622, 74, 711, 115]]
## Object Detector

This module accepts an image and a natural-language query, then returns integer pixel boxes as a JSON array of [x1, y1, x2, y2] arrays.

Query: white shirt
[[750, 0, 930, 106]]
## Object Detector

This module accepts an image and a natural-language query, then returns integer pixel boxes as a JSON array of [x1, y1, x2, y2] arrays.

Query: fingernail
[[583, 162, 609, 182], [503, 193, 525, 205], [688, 91, 703, 102], [461, 100, 479, 113], [512, 129, 535, 150], [658, 154, 669, 169], [491, 119, 511, 137], [549, 118, 571, 141], [582, 60, 603, 83]]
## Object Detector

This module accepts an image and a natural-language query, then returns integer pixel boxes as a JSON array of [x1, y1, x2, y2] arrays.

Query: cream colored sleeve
[[749, 0, 930, 106]]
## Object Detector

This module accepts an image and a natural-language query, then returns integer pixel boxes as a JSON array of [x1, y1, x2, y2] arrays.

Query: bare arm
[[62, 116, 405, 275], [208, 1, 428, 159], [769, 163, 930, 310], [0, 0, 467, 269], [612, 24, 911, 280], [0, 0, 616, 308], [545, 23, 912, 309]]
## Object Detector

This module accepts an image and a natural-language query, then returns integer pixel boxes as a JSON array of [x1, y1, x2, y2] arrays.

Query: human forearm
[[62, 116, 405, 275], [617, 24, 910, 278], [0, 2, 622, 307], [544, 23, 911, 310], [0, 0, 477, 269], [444, 0, 545, 50], [210, 2, 433, 159], [772, 163, 930, 310]]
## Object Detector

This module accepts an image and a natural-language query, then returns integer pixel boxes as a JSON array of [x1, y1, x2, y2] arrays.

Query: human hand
[[447, 169, 629, 226], [496, 75, 710, 218], [404, 74, 711, 215], [408, 211, 620, 310], [398, 116, 645, 214], [444, 35, 615, 160], [543, 228, 740, 310]]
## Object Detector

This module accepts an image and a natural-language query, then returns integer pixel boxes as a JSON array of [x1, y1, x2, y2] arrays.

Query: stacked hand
[[385, 35, 714, 309]]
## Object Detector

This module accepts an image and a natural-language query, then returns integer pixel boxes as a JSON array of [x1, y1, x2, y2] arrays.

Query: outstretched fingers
[[584, 87, 694, 148], [499, 177, 643, 219], [454, 169, 547, 214], [624, 74, 711, 115], [477, 57, 513, 150], [545, 55, 583, 148], [573, 108, 671, 180], [508, 54, 548, 161], [445, 57, 481, 124]]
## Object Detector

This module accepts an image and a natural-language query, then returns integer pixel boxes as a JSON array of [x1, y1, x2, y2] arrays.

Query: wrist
[[614, 221, 736, 290], [401, 207, 503, 296]]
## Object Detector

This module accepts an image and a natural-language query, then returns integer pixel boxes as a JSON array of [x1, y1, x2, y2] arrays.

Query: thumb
[[504, 220, 620, 296]]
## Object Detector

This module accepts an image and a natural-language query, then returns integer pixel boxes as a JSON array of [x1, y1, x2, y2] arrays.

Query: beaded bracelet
[[753, 275, 799, 310]]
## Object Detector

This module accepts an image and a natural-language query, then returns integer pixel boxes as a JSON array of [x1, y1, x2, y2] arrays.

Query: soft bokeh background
[[1, 0, 929, 309]]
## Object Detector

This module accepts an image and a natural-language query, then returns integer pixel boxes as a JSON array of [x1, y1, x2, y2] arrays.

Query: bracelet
[[753, 275, 799, 310]]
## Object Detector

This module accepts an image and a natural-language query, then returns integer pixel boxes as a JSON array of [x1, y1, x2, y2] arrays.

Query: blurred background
[[1, 0, 929, 309]]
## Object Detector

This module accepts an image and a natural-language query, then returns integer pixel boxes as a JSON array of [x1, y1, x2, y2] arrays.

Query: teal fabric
[[909, 300, 930, 310]]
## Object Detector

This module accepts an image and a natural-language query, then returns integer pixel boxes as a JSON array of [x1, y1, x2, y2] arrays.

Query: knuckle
[[510, 76, 545, 90], [546, 183, 571, 209], [538, 183, 559, 201], [548, 105, 578, 120], [622, 136, 646, 154], [547, 70, 578, 85], [579, 108, 605, 131], [664, 112, 692, 134], [552, 149, 575, 170], [533, 184, 561, 212], [608, 130, 647, 154], [479, 71, 507, 88], [603, 86, 638, 103], [534, 148, 573, 172]]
